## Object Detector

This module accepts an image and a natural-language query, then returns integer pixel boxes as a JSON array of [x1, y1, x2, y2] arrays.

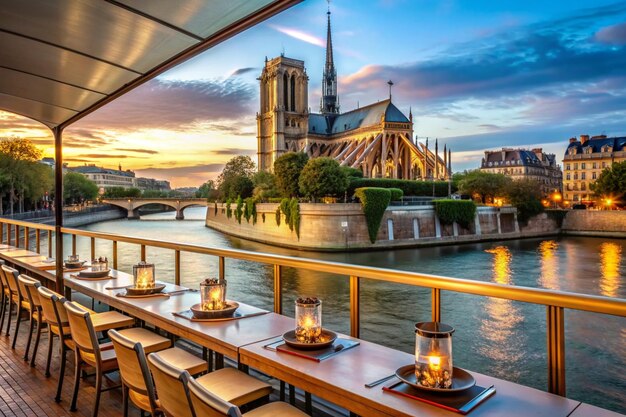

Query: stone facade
[[562, 210, 626, 237]]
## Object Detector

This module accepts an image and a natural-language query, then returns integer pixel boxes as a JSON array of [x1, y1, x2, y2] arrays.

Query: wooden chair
[[147, 352, 196, 417], [17, 274, 44, 365], [0, 259, 9, 335], [187, 374, 308, 417], [2, 264, 28, 350], [109, 330, 207, 417], [64, 301, 176, 417]]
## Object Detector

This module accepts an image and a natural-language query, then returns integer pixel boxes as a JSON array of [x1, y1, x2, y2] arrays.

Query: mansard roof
[[482, 148, 552, 168], [71, 165, 135, 177], [565, 136, 626, 156], [308, 99, 410, 136]]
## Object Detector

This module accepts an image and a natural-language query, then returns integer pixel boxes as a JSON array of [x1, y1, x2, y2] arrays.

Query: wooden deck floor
[[0, 312, 124, 417]]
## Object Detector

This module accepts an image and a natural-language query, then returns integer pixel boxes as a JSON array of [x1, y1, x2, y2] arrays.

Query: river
[[62, 207, 624, 413]]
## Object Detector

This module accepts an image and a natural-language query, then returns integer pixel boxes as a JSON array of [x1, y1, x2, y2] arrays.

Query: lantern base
[[395, 365, 475, 393], [191, 301, 239, 319], [282, 329, 337, 350], [77, 268, 110, 278], [126, 284, 166, 296]]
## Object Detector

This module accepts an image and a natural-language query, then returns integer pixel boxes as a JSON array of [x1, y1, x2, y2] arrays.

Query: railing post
[[72, 234, 77, 256], [218, 256, 225, 281], [90, 237, 95, 260], [36, 229, 40, 253], [350, 275, 360, 338], [547, 305, 566, 396], [141, 244, 146, 261], [15, 225, 19, 248], [175, 250, 181, 286], [431, 288, 441, 322], [25, 227, 29, 250], [48, 230, 52, 258], [273, 264, 282, 314], [7, 224, 11, 246], [112, 241, 118, 269], [0, 222, 3, 243]]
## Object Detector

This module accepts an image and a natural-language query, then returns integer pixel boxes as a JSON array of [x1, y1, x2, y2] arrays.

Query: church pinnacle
[[320, 4, 339, 114]]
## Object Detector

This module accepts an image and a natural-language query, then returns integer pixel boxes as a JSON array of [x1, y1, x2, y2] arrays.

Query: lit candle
[[208, 286, 223, 310], [136, 267, 154, 289], [428, 355, 441, 370]]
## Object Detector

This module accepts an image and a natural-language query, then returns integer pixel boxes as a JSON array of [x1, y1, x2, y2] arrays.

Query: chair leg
[[30, 317, 43, 367], [0, 294, 6, 335], [122, 384, 129, 417], [92, 368, 103, 417], [45, 329, 54, 377], [55, 346, 67, 403], [70, 354, 82, 412], [12, 306, 23, 349], [24, 313, 35, 361], [5, 299, 12, 336]]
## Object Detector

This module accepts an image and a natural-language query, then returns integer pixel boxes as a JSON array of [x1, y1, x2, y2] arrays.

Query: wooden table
[[569, 403, 625, 417], [240, 336, 581, 417], [0, 247, 56, 283], [64, 271, 294, 360]]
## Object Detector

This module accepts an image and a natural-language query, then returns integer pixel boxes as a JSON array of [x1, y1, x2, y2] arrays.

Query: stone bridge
[[101, 198, 208, 220]]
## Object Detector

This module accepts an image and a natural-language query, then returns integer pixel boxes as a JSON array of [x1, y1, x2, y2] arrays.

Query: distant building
[[39, 157, 55, 167], [480, 148, 562, 196], [135, 177, 171, 191], [562, 134, 626, 205], [173, 187, 198, 197], [69, 164, 136, 192]]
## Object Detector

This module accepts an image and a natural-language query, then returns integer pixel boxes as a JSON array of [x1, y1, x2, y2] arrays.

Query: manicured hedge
[[244, 197, 256, 224], [354, 187, 392, 243], [389, 188, 403, 201], [546, 209, 567, 228], [289, 198, 300, 238], [235, 196, 243, 224], [434, 200, 476, 227], [348, 178, 453, 197], [226, 199, 232, 219]]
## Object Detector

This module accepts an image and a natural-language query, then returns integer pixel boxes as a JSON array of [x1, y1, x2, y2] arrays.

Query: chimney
[[569, 137, 577, 144], [580, 134, 589, 144]]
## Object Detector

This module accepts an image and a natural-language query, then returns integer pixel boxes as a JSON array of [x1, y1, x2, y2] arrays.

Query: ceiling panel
[[0, 93, 77, 128]]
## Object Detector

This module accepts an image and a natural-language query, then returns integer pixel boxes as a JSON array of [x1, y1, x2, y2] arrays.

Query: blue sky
[[2, 0, 626, 186]]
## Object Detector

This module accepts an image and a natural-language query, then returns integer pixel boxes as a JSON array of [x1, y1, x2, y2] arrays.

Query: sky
[[1, 0, 626, 187]]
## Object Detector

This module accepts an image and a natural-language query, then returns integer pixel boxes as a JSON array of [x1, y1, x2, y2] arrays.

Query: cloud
[[595, 22, 626, 45], [74, 78, 255, 131], [136, 163, 225, 175], [114, 148, 159, 155], [76, 153, 148, 159], [230, 67, 258, 77], [135, 163, 226, 187], [270, 25, 325, 47], [212, 148, 256, 156]]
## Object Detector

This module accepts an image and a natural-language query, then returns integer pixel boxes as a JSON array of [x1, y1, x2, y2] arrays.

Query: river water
[[64, 207, 624, 413]]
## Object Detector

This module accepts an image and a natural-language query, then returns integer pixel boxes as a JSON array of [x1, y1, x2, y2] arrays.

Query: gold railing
[[1, 218, 625, 397]]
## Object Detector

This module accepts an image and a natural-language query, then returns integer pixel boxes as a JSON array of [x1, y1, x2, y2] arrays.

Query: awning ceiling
[[0, 0, 300, 130]]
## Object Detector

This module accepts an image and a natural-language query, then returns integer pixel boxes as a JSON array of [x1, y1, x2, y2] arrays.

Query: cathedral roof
[[308, 99, 409, 135]]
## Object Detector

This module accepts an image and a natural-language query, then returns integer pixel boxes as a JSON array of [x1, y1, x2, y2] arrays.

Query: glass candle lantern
[[415, 322, 454, 389], [68, 254, 79, 262], [295, 298, 322, 343], [133, 262, 155, 289], [91, 257, 108, 272], [200, 278, 227, 310]]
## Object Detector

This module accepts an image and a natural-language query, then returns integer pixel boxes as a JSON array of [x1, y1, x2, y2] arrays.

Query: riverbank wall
[[205, 203, 560, 251], [11, 208, 127, 228], [562, 210, 626, 238]]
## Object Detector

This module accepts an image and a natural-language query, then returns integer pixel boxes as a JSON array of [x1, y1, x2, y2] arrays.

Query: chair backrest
[[0, 262, 8, 290], [18, 274, 41, 309], [147, 352, 195, 417], [187, 376, 243, 417], [2, 265, 20, 294], [64, 301, 101, 366], [109, 329, 158, 411], [37, 286, 70, 338]]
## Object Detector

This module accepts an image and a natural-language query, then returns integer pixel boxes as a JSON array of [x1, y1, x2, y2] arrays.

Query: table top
[[64, 271, 294, 358], [240, 336, 581, 417], [569, 403, 625, 417]]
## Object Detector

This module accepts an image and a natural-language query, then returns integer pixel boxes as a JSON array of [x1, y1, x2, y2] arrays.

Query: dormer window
[[601, 145, 612, 153], [584, 147, 593, 154], [568, 148, 577, 155]]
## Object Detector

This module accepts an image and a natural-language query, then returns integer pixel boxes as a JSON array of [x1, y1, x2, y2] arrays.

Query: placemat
[[116, 291, 170, 299], [383, 379, 495, 415], [173, 308, 267, 322], [264, 338, 360, 362], [70, 273, 114, 281]]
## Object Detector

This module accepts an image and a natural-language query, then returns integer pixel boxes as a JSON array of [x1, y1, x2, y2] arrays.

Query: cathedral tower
[[257, 56, 309, 171], [320, 9, 339, 114]]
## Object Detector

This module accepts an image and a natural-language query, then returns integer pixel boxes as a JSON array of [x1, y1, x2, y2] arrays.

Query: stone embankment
[[562, 210, 626, 238]]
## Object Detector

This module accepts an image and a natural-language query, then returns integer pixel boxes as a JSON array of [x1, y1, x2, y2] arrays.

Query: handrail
[[1, 217, 625, 397]]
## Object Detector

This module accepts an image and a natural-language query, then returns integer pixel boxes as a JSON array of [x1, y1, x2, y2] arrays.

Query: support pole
[[53, 126, 64, 293]]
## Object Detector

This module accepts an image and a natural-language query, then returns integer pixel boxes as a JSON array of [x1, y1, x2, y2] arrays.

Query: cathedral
[[256, 9, 450, 180]]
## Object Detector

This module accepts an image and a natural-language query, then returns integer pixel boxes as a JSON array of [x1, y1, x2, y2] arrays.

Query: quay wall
[[32, 208, 126, 227], [562, 210, 626, 238], [205, 203, 560, 251]]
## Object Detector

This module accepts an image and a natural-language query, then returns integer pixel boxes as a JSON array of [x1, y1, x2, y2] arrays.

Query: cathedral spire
[[321, 4, 339, 114]]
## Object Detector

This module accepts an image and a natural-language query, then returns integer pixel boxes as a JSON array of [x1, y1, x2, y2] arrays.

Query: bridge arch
[[101, 198, 207, 220]]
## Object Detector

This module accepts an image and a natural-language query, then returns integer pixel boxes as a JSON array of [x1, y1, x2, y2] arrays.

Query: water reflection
[[481, 247, 523, 377], [599, 242, 622, 297], [538, 240, 559, 290]]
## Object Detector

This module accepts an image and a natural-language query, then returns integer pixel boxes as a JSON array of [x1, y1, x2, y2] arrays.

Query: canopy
[[0, 0, 299, 130]]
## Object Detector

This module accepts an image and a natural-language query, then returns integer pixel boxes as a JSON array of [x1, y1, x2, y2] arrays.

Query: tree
[[103, 187, 141, 198], [252, 171, 279, 200], [0, 136, 43, 214], [591, 161, 626, 204], [274, 152, 309, 197], [298, 157, 348, 200], [457, 170, 511, 203], [505, 179, 544, 224], [63, 172, 98, 204], [216, 156, 256, 200], [196, 180, 218, 200]]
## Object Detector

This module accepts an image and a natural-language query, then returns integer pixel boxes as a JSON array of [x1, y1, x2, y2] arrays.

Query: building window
[[581, 172, 586, 180], [581, 163, 586, 169], [566, 173, 570, 180], [592, 162, 597, 169], [573, 195, 579, 201], [602, 162, 607, 168], [565, 164, 570, 170], [574, 173, 578, 180], [574, 163, 578, 170], [592, 172, 597, 180]]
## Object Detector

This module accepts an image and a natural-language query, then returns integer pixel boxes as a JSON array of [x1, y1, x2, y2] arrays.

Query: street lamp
[[605, 198, 613, 210], [552, 192, 562, 209]]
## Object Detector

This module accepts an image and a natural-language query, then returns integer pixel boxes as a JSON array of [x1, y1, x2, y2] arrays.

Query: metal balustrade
[[0, 217, 624, 397]]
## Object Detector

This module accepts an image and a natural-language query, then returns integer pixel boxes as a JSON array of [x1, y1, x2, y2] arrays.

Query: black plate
[[395, 364, 475, 393], [125, 284, 166, 296], [190, 301, 239, 319], [77, 268, 110, 278], [282, 329, 337, 350]]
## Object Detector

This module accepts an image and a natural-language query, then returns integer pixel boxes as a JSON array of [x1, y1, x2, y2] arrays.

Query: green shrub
[[274, 152, 309, 197], [279, 198, 292, 229], [515, 199, 544, 225], [354, 187, 392, 243], [275, 206, 281, 226], [226, 199, 232, 219], [244, 197, 256, 223], [506, 179, 544, 225], [340, 166, 363, 179], [389, 188, 403, 201], [234, 196, 243, 224], [434, 200, 476, 227], [214, 201, 218, 216], [299, 157, 349, 200], [546, 209, 567, 228], [289, 198, 300, 238], [267, 197, 284, 203], [348, 178, 453, 197]]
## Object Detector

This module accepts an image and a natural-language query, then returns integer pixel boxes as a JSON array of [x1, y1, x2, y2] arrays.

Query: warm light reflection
[[539, 240, 559, 290], [599, 242, 621, 297], [480, 246, 523, 376]]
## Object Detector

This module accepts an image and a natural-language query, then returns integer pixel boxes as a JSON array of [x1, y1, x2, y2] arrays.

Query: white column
[[474, 213, 482, 236], [514, 212, 520, 233], [413, 218, 420, 239], [387, 218, 394, 240], [435, 214, 442, 238], [496, 212, 502, 234], [453, 222, 459, 237]]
